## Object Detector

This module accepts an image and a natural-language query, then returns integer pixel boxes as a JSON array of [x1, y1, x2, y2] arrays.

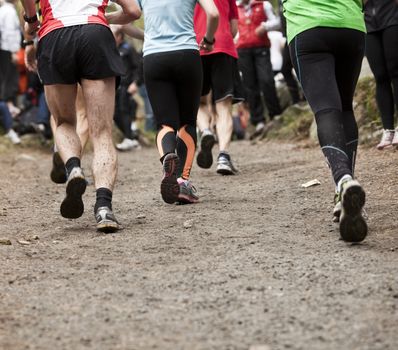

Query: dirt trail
[[0, 141, 397, 350]]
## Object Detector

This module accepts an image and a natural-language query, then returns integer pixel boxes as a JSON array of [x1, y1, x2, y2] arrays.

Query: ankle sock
[[94, 188, 113, 213], [219, 151, 230, 160], [65, 157, 81, 177]]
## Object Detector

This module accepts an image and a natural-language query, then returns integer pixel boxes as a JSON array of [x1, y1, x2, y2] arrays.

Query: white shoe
[[116, 138, 141, 151], [5, 129, 21, 144], [392, 128, 398, 147], [376, 129, 394, 150]]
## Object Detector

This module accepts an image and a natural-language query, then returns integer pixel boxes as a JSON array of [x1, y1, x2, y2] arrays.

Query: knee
[[157, 123, 177, 133]]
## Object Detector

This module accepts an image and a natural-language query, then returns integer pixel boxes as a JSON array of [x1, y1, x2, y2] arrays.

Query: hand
[[24, 20, 40, 36], [255, 25, 267, 37], [11, 53, 19, 65], [25, 45, 37, 72], [199, 38, 214, 52], [128, 82, 138, 95]]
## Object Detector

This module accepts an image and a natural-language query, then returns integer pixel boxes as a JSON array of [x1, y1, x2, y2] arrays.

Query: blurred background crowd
[[0, 0, 397, 152]]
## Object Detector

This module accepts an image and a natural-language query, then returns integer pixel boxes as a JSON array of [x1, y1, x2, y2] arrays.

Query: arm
[[20, 0, 36, 17], [121, 24, 144, 41], [230, 18, 238, 38], [20, 0, 40, 35], [197, 0, 219, 51], [20, 0, 39, 71], [261, 1, 281, 31], [106, 0, 142, 25], [255, 1, 280, 37]]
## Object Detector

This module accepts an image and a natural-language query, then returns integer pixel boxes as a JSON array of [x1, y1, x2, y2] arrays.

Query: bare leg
[[215, 97, 233, 152], [50, 85, 88, 156], [81, 77, 117, 191], [196, 94, 217, 169], [45, 84, 80, 162], [197, 94, 212, 132], [75, 85, 89, 152]]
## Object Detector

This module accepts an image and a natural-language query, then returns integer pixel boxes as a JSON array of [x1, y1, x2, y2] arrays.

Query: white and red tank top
[[38, 0, 112, 39]]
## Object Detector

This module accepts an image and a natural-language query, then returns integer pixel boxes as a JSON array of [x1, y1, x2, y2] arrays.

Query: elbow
[[209, 8, 219, 23], [125, 7, 141, 21]]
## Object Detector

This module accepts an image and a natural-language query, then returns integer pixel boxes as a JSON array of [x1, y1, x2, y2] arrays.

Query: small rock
[[14, 154, 37, 163], [27, 235, 40, 241], [0, 238, 12, 245], [17, 240, 31, 246], [249, 345, 271, 350], [136, 214, 146, 220], [183, 220, 194, 229]]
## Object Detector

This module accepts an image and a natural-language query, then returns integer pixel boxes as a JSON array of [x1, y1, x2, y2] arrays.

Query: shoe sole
[[60, 176, 87, 219], [376, 144, 392, 150], [339, 184, 367, 242], [197, 134, 215, 169], [178, 193, 199, 205], [50, 153, 67, 184], [161, 154, 180, 204], [97, 221, 119, 234]]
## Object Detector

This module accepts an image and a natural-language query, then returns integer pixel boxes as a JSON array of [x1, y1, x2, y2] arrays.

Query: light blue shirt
[[136, 0, 199, 56]]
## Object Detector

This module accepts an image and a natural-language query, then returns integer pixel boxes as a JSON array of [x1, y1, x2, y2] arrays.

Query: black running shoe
[[95, 206, 120, 233], [160, 153, 180, 204], [60, 167, 87, 219], [197, 130, 216, 169], [51, 152, 67, 184], [339, 179, 367, 242]]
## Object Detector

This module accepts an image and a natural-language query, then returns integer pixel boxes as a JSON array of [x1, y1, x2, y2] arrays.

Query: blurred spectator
[[111, 25, 142, 151], [0, 101, 20, 143], [138, 80, 156, 132], [0, 0, 22, 115], [236, 0, 282, 138], [364, 0, 398, 150], [278, 0, 303, 105]]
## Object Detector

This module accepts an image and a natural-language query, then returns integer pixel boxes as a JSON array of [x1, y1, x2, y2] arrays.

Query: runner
[[283, 0, 368, 242], [110, 0, 219, 204], [21, 0, 140, 233], [194, 0, 240, 175], [364, 0, 398, 150], [236, 0, 282, 139]]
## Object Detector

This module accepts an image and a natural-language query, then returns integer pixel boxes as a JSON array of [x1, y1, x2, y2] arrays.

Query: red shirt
[[194, 0, 239, 58]]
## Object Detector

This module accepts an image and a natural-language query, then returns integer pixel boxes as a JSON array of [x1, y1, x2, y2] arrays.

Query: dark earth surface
[[1, 140, 397, 350]]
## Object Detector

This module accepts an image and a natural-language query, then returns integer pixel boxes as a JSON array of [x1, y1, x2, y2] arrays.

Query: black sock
[[94, 188, 113, 213], [315, 108, 352, 184], [65, 157, 81, 177], [219, 151, 230, 160]]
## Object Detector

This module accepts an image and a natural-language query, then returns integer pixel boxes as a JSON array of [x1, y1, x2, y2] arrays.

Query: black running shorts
[[37, 24, 125, 85], [201, 53, 241, 102]]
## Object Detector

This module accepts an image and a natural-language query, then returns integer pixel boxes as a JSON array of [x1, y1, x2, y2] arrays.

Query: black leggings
[[290, 27, 365, 184], [144, 50, 203, 179], [366, 25, 398, 130]]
